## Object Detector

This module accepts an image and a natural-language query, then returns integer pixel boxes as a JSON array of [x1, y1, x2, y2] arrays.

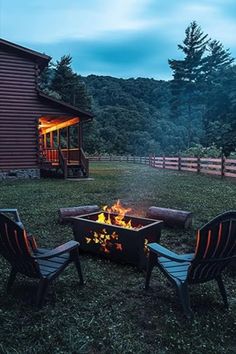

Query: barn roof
[[0, 38, 51, 68]]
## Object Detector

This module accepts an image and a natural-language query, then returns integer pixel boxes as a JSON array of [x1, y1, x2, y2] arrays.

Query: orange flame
[[97, 200, 133, 228], [85, 201, 143, 255]]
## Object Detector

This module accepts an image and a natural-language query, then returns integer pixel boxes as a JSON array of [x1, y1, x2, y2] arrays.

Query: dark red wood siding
[[0, 47, 80, 171]]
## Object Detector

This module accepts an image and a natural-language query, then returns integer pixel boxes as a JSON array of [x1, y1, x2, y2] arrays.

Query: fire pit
[[70, 201, 163, 269]]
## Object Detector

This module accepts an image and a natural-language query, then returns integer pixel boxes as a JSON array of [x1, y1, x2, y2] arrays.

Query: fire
[[97, 200, 133, 228], [86, 229, 122, 254], [85, 200, 142, 255]]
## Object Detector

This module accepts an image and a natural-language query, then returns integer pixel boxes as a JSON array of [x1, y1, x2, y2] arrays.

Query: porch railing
[[44, 148, 59, 163], [41, 148, 89, 178], [81, 148, 89, 177], [43, 148, 80, 163], [58, 147, 68, 179]]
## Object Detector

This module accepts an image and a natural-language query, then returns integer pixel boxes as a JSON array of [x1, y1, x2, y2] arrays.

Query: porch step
[[67, 165, 87, 178]]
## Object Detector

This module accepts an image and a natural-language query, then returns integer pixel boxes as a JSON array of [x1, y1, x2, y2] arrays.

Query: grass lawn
[[0, 162, 236, 354]]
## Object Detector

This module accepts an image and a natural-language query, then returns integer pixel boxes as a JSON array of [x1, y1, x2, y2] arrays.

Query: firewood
[[58, 205, 100, 224], [146, 206, 193, 229]]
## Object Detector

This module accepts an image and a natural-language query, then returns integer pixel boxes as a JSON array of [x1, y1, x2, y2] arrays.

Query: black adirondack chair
[[0, 211, 84, 307], [145, 211, 236, 318]]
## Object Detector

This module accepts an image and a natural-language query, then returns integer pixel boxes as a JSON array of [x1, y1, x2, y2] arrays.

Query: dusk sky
[[1, 0, 236, 80]]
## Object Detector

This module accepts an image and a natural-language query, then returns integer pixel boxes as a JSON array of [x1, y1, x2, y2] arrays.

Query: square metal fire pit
[[70, 212, 163, 269]]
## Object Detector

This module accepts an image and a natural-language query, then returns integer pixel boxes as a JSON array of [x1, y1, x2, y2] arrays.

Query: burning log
[[59, 205, 100, 224], [146, 207, 193, 229]]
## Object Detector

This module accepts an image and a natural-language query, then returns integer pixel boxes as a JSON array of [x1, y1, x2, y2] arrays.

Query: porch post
[[50, 131, 54, 148], [57, 129, 60, 147], [67, 126, 70, 163], [79, 122, 83, 148], [78, 123, 82, 164], [43, 134, 47, 149]]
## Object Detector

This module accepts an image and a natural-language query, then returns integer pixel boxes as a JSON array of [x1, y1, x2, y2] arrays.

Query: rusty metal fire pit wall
[[70, 212, 163, 269]]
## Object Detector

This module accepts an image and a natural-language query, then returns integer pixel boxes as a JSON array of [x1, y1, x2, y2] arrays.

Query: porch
[[39, 116, 89, 178]]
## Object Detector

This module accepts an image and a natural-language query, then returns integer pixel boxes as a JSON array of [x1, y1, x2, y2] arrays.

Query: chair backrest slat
[[0, 213, 40, 278], [189, 211, 236, 283]]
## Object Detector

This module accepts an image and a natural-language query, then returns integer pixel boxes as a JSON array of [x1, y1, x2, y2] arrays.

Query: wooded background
[[39, 22, 236, 158]]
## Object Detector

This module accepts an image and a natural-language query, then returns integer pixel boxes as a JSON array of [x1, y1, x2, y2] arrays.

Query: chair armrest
[[0, 208, 23, 227], [33, 240, 80, 260], [148, 243, 192, 263]]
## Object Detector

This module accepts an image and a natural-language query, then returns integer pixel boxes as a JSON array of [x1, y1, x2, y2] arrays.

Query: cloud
[[1, 0, 236, 79], [1, 0, 154, 43], [23, 32, 173, 79]]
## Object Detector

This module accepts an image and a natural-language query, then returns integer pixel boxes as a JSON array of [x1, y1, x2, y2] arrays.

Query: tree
[[201, 40, 234, 81], [168, 21, 209, 146], [200, 42, 235, 155], [168, 21, 236, 155], [169, 21, 208, 82], [202, 65, 236, 156], [50, 55, 91, 110]]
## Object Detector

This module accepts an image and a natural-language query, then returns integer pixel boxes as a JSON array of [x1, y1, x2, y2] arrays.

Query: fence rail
[[88, 155, 236, 179], [89, 155, 150, 164]]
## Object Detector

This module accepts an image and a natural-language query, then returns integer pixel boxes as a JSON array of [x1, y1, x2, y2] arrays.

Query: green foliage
[[0, 163, 236, 353], [38, 22, 236, 157], [42, 55, 91, 111], [182, 144, 222, 157], [169, 21, 235, 155], [169, 21, 209, 83]]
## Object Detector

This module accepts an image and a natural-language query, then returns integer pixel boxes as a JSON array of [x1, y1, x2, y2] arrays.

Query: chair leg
[[176, 281, 193, 319], [216, 276, 228, 308], [36, 278, 49, 308], [145, 251, 156, 290], [71, 249, 84, 285], [7, 268, 17, 293], [74, 256, 84, 285]]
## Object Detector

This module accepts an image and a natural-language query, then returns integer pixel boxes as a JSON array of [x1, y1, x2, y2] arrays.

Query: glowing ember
[[97, 200, 134, 228]]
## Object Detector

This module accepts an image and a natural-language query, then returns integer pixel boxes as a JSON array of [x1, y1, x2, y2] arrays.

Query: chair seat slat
[[38, 257, 70, 270], [35, 248, 69, 261]]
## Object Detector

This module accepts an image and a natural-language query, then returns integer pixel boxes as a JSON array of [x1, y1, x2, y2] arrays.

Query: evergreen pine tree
[[50, 55, 91, 110], [201, 41, 235, 154], [168, 21, 209, 146]]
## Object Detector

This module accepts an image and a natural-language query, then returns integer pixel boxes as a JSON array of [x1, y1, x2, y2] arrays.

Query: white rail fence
[[88, 155, 236, 179]]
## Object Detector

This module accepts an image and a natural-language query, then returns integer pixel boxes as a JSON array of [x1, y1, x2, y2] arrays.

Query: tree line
[[39, 21, 236, 157]]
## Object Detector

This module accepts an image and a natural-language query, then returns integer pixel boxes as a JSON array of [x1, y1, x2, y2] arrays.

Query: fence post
[[178, 156, 181, 171], [197, 156, 200, 174], [221, 153, 225, 178], [163, 155, 165, 169], [153, 154, 155, 167]]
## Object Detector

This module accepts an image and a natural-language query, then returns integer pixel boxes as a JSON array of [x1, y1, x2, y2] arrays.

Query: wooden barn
[[0, 38, 93, 179]]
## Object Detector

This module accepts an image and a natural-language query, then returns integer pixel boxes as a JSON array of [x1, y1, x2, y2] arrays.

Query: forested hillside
[[82, 75, 175, 155], [40, 22, 236, 157]]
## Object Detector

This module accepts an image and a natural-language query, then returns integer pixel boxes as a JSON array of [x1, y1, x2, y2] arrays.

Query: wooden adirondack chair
[[145, 210, 236, 318], [0, 211, 84, 307], [0, 208, 24, 228]]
